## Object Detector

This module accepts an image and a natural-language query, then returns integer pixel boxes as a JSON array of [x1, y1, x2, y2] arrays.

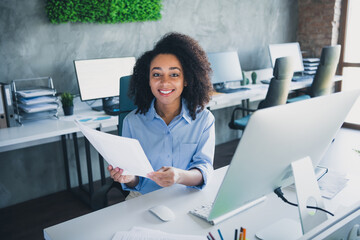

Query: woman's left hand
[[147, 167, 180, 187]]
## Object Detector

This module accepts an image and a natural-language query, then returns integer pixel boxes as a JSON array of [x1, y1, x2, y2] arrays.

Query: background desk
[[0, 100, 119, 209], [44, 127, 360, 240], [208, 75, 343, 110]]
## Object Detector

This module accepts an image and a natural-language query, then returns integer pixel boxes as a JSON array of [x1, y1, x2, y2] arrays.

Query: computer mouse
[[148, 205, 175, 222]]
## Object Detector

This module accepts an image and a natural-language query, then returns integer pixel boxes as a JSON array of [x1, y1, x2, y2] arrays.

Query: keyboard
[[189, 202, 213, 222], [261, 75, 314, 84], [292, 75, 314, 82], [216, 87, 250, 93]]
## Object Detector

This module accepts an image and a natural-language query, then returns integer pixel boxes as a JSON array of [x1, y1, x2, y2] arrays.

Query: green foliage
[[354, 149, 360, 156], [46, 0, 162, 24], [61, 92, 74, 107], [251, 72, 257, 84]]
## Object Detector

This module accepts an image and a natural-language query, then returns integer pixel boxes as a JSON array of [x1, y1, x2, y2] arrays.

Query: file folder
[[0, 84, 8, 128], [0, 83, 17, 127]]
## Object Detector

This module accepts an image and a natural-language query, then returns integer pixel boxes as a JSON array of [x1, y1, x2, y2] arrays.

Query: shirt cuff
[[121, 177, 144, 192], [187, 164, 214, 190]]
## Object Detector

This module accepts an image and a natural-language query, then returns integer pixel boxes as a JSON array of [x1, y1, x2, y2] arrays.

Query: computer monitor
[[206, 90, 359, 224], [207, 51, 243, 88], [74, 57, 136, 112], [268, 42, 304, 74]]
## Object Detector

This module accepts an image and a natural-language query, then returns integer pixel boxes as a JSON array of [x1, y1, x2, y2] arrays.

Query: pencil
[[209, 232, 215, 240], [242, 227, 247, 240], [218, 229, 224, 240]]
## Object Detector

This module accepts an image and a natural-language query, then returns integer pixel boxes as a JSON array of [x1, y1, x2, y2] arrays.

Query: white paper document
[[18, 103, 59, 113], [112, 227, 206, 240], [16, 88, 56, 98], [75, 120, 154, 178], [318, 171, 349, 199]]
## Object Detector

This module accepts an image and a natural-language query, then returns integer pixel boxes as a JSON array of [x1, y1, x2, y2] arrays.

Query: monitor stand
[[256, 157, 328, 240], [91, 97, 120, 115]]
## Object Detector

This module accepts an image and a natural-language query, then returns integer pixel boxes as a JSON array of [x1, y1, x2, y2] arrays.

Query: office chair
[[93, 75, 136, 208], [287, 45, 341, 103], [228, 56, 294, 131], [110, 75, 137, 199], [118, 75, 137, 136]]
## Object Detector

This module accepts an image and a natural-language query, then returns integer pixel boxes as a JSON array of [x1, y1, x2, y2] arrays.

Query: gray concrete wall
[[0, 0, 298, 208]]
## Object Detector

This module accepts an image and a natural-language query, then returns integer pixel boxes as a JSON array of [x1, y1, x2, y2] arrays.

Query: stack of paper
[[303, 58, 320, 75], [16, 88, 56, 98], [318, 171, 349, 199], [15, 88, 59, 120], [112, 227, 206, 240]]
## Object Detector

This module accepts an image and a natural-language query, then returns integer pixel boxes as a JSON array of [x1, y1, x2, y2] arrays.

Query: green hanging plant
[[46, 0, 162, 24]]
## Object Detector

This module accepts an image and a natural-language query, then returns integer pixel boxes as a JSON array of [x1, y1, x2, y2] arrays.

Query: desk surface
[[44, 127, 360, 240]]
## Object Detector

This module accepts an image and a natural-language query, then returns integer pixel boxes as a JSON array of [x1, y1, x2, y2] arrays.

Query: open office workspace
[[1, 0, 360, 239]]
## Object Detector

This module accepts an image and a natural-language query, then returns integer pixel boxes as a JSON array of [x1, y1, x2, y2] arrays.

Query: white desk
[[0, 100, 118, 152], [44, 127, 360, 240], [0, 99, 120, 209], [208, 75, 342, 110]]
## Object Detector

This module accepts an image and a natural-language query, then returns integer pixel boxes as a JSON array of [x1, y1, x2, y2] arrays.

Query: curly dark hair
[[129, 32, 213, 120]]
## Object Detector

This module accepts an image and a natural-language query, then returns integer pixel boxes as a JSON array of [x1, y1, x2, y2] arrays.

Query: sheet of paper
[[75, 120, 154, 178], [112, 227, 206, 240], [318, 171, 349, 199]]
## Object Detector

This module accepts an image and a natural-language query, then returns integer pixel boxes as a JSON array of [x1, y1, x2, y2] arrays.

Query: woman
[[108, 32, 215, 198]]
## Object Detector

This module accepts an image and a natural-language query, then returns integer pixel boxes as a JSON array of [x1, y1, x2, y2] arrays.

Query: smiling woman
[[149, 54, 186, 124], [107, 32, 215, 198]]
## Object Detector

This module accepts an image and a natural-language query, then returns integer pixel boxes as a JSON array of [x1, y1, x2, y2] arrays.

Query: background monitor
[[74, 57, 136, 111], [207, 51, 243, 86], [268, 42, 304, 74]]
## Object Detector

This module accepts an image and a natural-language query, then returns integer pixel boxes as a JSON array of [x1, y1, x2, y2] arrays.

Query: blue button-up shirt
[[121, 99, 215, 194]]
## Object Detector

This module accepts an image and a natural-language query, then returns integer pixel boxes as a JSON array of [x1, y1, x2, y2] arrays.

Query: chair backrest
[[258, 56, 294, 109], [118, 75, 136, 136], [310, 45, 341, 97]]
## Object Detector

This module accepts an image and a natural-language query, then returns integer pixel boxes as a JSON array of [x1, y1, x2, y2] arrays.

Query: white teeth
[[160, 90, 172, 94]]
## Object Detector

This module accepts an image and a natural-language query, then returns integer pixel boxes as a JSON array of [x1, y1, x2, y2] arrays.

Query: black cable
[[274, 187, 334, 216]]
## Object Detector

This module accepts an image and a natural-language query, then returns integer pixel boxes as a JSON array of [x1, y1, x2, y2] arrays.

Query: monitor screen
[[74, 57, 136, 101], [268, 42, 304, 73], [208, 90, 359, 222], [207, 51, 243, 85]]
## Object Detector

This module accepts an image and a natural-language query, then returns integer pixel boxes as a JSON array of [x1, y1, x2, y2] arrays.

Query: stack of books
[[303, 58, 320, 75]]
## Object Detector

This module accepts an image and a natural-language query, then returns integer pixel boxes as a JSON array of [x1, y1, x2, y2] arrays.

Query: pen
[[242, 227, 247, 240], [207, 236, 211, 240], [234, 229, 238, 240], [217, 229, 224, 240], [208, 231, 216, 240], [94, 116, 111, 121]]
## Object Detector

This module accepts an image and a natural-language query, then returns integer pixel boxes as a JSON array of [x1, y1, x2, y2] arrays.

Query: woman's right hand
[[107, 165, 138, 186]]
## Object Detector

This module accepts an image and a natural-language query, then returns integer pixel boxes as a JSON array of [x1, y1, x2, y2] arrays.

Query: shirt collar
[[146, 98, 192, 124]]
